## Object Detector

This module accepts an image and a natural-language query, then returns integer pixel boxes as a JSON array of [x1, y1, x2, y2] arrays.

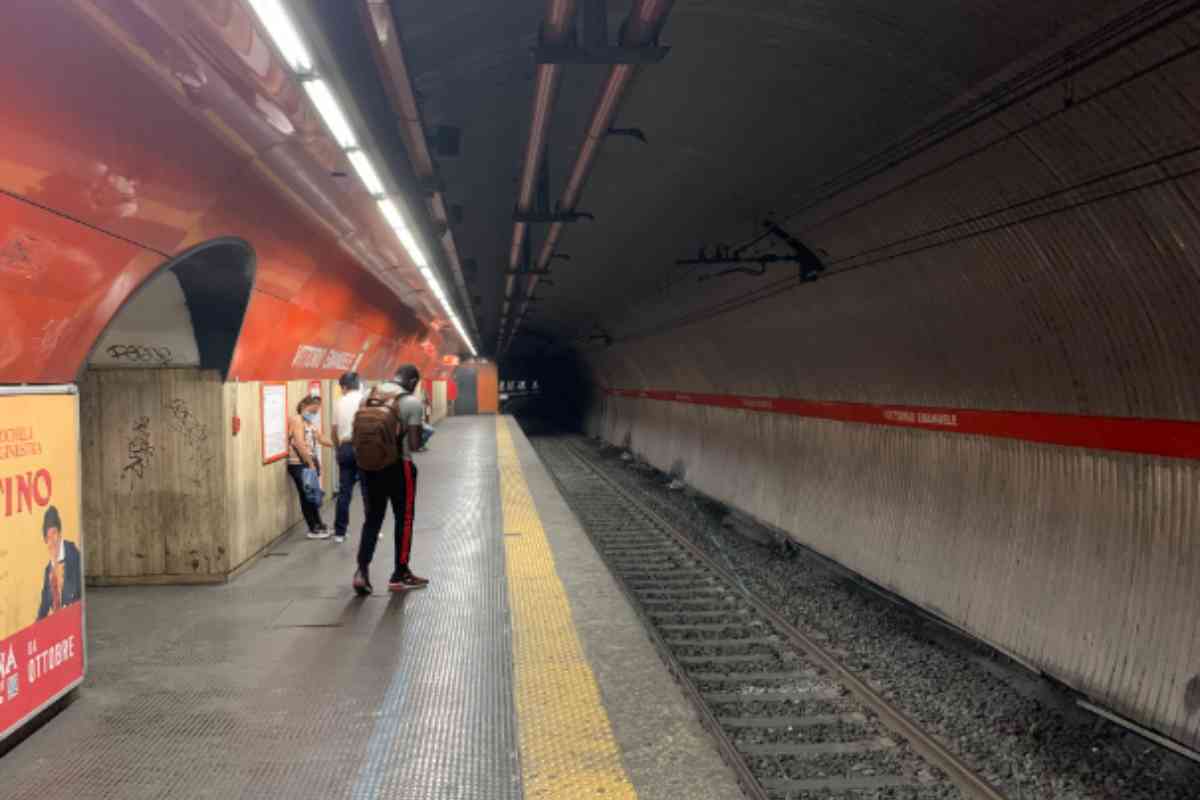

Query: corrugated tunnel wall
[[583, 7, 1200, 752]]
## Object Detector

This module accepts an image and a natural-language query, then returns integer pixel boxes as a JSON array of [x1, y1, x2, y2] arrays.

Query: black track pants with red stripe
[[358, 460, 417, 576]]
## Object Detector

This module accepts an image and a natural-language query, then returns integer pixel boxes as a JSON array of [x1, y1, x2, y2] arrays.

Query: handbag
[[301, 466, 324, 506]]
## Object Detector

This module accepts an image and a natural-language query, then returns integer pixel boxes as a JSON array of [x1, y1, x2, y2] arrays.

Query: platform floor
[[1, 416, 741, 799]]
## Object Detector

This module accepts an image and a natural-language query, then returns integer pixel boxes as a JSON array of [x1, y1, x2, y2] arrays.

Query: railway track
[[537, 436, 1007, 800]]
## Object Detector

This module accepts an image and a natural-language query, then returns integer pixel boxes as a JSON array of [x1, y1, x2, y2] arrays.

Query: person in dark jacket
[[38, 506, 82, 620]]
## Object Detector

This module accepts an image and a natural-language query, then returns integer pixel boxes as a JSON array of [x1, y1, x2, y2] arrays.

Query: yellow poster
[[0, 390, 84, 740]]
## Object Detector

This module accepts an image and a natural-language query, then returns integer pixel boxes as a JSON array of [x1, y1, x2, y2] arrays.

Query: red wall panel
[[0, 193, 159, 383], [606, 387, 1200, 460], [0, 0, 449, 385]]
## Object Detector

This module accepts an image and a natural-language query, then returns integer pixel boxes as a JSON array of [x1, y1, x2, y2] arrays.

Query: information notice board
[[261, 383, 288, 464], [0, 387, 86, 743]]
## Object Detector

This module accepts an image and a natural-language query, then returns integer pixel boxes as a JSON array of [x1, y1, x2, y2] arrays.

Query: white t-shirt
[[334, 389, 363, 444]]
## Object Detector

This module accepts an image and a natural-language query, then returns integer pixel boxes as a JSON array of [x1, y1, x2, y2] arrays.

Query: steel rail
[[543, 446, 771, 799], [552, 437, 1009, 800]]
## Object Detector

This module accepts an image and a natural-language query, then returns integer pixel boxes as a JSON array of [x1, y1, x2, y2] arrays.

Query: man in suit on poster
[[37, 506, 82, 620]]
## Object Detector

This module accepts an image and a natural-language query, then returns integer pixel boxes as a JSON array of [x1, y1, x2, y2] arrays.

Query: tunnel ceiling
[[316, 0, 1136, 357]]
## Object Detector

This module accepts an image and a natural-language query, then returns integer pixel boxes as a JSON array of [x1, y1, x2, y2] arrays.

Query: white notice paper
[[261, 383, 288, 463]]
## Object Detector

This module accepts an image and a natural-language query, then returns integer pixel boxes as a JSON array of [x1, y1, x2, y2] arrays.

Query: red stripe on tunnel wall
[[604, 388, 1200, 460]]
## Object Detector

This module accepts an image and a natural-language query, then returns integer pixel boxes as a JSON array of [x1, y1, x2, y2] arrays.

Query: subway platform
[[0, 417, 741, 800]]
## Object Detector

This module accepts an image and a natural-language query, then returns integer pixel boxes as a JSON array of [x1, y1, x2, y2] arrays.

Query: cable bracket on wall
[[676, 219, 826, 283], [607, 127, 648, 143]]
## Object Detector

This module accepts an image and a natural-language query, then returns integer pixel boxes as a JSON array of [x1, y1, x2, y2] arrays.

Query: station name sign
[[605, 387, 1200, 459]]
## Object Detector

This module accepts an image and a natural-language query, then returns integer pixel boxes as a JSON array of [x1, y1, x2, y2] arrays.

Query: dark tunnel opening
[[500, 349, 593, 437], [171, 241, 256, 378], [78, 238, 256, 380]]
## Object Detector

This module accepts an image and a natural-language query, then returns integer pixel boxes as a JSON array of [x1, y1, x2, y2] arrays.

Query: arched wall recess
[[82, 239, 255, 379]]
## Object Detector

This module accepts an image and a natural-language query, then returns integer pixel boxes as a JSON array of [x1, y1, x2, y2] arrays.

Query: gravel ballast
[[531, 432, 1200, 800]]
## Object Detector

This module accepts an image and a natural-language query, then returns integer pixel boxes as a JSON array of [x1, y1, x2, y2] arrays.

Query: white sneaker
[[307, 530, 331, 540], [334, 535, 346, 543]]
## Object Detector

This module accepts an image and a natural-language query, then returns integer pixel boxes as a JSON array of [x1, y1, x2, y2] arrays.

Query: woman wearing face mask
[[288, 395, 335, 539]]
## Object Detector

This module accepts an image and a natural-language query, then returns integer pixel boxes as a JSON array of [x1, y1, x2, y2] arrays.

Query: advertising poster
[[0, 389, 85, 742]]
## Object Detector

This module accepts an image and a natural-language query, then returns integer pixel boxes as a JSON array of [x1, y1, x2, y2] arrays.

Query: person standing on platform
[[332, 371, 366, 544], [352, 364, 428, 595], [288, 395, 333, 539], [417, 384, 434, 452]]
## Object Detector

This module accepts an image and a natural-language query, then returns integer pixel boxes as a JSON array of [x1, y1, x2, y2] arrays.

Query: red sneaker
[[389, 571, 429, 591]]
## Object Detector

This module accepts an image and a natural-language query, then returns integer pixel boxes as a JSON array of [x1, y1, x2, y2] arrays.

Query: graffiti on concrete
[[122, 417, 154, 481], [166, 398, 213, 489], [106, 344, 173, 365]]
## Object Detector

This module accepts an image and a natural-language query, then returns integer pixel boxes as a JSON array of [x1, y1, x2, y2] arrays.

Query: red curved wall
[[0, 0, 447, 385]]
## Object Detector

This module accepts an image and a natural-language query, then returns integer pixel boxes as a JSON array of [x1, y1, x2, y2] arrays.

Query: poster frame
[[0, 383, 86, 744], [260, 382, 289, 465]]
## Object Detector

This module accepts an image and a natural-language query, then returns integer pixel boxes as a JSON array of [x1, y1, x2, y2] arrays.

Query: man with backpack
[[351, 364, 428, 594]]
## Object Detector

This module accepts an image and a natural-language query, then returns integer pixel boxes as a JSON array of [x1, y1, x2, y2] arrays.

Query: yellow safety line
[[497, 417, 638, 799]]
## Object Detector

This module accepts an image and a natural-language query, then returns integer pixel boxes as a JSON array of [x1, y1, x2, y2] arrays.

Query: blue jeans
[[335, 443, 366, 536], [287, 464, 325, 532]]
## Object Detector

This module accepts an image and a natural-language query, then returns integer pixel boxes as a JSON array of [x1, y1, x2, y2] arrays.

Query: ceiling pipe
[[358, 0, 479, 339], [501, 0, 577, 336], [502, 0, 675, 351]]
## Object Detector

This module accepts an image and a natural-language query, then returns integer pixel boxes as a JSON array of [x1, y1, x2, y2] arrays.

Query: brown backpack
[[352, 387, 407, 470]]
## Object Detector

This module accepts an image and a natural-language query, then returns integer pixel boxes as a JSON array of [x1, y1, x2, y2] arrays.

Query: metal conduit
[[502, 0, 675, 352], [359, 0, 480, 338], [501, 0, 578, 332]]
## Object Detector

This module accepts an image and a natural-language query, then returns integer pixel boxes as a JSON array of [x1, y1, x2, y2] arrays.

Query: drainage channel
[[537, 437, 1007, 800]]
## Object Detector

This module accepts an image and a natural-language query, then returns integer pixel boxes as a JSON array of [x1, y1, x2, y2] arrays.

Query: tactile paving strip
[[496, 417, 637, 799]]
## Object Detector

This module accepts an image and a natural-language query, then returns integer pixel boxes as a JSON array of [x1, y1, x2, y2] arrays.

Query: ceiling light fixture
[[302, 79, 357, 148], [346, 149, 385, 196], [249, 3, 476, 356], [395, 226, 428, 268], [377, 198, 405, 230], [245, 0, 312, 73], [378, 199, 429, 270]]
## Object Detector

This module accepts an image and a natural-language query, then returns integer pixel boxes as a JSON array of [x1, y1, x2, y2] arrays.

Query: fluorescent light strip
[[251, 3, 477, 355], [395, 225, 428, 268], [377, 199, 429, 269], [377, 198, 404, 230], [303, 79, 356, 148], [246, 0, 313, 73], [347, 149, 385, 196]]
